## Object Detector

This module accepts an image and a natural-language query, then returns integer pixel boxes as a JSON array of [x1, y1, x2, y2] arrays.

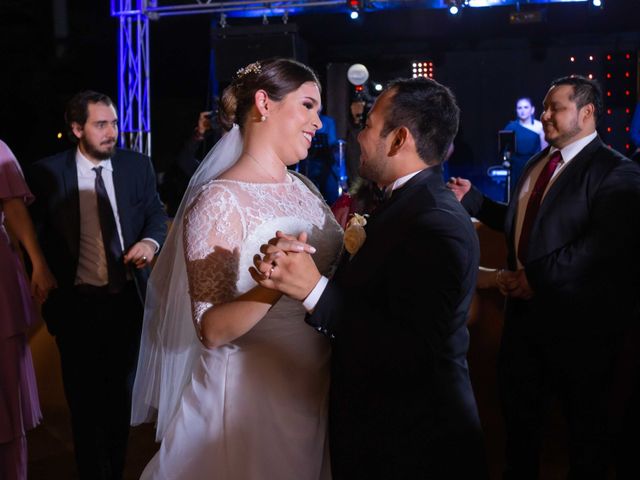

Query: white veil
[[131, 125, 243, 440]]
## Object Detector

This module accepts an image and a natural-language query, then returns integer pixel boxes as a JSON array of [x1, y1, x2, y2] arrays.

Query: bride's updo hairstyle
[[218, 58, 320, 132]]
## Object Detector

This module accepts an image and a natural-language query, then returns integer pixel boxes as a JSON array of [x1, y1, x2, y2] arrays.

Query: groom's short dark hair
[[381, 78, 459, 165]]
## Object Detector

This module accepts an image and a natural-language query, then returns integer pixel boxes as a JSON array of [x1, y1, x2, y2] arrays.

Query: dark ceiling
[[0, 0, 638, 164]]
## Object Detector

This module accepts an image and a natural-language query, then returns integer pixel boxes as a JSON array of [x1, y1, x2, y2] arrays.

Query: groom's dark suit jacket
[[308, 166, 488, 479]]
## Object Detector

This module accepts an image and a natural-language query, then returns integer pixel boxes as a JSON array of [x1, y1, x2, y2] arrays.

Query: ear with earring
[[256, 92, 268, 122]]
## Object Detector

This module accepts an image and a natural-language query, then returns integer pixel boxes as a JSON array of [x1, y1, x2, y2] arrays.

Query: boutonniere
[[344, 213, 368, 256]]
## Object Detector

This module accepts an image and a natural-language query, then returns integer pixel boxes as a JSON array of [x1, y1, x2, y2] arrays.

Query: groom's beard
[[359, 144, 387, 186]]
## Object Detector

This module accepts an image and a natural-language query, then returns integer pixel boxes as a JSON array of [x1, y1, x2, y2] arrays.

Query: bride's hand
[[268, 231, 316, 254], [250, 231, 321, 301]]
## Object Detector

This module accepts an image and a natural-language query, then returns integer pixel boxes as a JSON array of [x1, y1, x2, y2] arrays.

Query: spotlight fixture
[[374, 83, 383, 92], [347, 63, 369, 87], [347, 0, 364, 20], [447, 0, 463, 15], [411, 61, 435, 79], [592, 0, 602, 7]]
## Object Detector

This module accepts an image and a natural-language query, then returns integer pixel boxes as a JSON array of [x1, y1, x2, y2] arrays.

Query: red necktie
[[517, 150, 563, 264]]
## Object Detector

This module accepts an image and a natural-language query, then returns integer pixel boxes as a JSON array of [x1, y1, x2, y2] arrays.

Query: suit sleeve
[[393, 209, 478, 353], [461, 185, 508, 232], [305, 280, 345, 338], [139, 156, 168, 248], [525, 161, 640, 298]]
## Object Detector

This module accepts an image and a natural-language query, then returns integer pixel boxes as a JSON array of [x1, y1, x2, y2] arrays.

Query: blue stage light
[[350, 10, 359, 19]]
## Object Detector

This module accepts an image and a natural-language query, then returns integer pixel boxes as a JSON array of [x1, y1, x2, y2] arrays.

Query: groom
[[253, 78, 489, 478]]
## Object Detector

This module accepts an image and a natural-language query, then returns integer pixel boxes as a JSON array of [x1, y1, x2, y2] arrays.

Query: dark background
[[0, 0, 638, 201]]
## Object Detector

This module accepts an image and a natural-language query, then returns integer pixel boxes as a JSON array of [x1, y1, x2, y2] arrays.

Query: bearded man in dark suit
[[448, 75, 640, 479], [29, 91, 167, 480], [252, 78, 489, 479]]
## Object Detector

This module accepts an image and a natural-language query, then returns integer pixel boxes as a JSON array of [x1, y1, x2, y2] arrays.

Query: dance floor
[[27, 410, 158, 479], [26, 325, 574, 480], [26, 225, 579, 479]]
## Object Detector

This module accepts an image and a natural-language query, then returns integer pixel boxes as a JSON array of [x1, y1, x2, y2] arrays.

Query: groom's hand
[[250, 231, 321, 301], [500, 269, 534, 299]]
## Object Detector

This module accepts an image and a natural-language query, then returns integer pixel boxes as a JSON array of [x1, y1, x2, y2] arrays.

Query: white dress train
[[141, 174, 343, 479]]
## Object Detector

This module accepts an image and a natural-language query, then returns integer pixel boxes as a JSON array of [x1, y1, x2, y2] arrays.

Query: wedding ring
[[267, 265, 275, 279]]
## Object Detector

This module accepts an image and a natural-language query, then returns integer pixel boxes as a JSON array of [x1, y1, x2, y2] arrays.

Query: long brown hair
[[218, 58, 320, 132]]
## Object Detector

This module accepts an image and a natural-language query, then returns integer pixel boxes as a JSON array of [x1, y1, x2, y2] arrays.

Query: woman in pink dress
[[0, 139, 56, 480]]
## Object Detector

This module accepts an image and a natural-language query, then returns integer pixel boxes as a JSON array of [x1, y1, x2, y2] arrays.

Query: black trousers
[[54, 282, 142, 480], [498, 320, 633, 480]]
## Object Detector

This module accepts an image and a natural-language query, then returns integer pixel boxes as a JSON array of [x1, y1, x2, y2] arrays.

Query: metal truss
[[110, 0, 589, 155], [112, 1, 153, 155], [115, 1, 353, 19], [110, 0, 349, 155]]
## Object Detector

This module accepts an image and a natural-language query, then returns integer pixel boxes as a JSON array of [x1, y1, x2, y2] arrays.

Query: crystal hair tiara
[[236, 61, 262, 79]]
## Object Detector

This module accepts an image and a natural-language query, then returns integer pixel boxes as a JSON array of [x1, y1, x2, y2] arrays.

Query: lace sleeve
[[183, 183, 244, 331]]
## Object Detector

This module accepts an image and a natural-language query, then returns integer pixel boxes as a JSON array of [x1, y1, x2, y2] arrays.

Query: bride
[[131, 58, 343, 479]]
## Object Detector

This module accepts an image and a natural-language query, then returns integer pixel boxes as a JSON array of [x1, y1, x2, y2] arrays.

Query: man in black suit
[[252, 78, 489, 478], [448, 76, 640, 479], [29, 91, 167, 479]]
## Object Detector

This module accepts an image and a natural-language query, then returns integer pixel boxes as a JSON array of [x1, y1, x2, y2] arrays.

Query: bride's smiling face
[[267, 81, 323, 165]]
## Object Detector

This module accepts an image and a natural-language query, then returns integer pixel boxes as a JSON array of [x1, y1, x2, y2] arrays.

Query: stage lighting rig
[[447, 0, 464, 15], [347, 0, 365, 19], [412, 61, 434, 79], [348, 63, 369, 89]]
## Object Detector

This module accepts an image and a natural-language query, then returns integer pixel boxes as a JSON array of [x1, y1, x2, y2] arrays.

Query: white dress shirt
[[75, 151, 125, 286], [514, 131, 597, 267], [74, 150, 159, 286]]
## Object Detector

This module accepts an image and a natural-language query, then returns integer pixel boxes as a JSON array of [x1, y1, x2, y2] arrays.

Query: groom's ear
[[387, 127, 408, 157]]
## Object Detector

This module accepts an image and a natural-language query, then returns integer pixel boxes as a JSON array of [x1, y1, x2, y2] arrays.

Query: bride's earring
[[260, 115, 267, 122]]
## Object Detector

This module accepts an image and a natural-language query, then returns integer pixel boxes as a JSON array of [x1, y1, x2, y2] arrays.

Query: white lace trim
[[183, 174, 341, 327]]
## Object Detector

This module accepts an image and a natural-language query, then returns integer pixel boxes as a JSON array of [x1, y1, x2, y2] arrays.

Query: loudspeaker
[[211, 24, 307, 83]]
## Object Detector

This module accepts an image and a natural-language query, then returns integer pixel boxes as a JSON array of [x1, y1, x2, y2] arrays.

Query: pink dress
[[0, 140, 42, 462]]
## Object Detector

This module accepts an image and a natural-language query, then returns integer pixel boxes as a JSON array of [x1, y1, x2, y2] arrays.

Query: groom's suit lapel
[[337, 166, 442, 286]]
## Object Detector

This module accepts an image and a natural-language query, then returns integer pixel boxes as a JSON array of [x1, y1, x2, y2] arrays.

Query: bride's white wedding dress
[[140, 173, 342, 480]]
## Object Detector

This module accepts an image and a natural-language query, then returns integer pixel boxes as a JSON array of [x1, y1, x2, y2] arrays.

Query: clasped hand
[[496, 269, 534, 300], [250, 231, 320, 301]]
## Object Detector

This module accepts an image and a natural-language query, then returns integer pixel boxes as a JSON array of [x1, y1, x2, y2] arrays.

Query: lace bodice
[[183, 173, 343, 327]]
